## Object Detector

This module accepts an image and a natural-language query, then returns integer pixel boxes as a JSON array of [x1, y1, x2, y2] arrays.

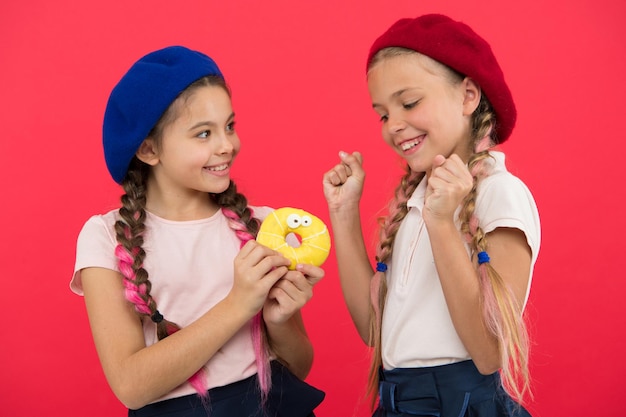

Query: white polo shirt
[[381, 152, 540, 370]]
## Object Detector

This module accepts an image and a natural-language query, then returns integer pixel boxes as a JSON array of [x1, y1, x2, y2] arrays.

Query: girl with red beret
[[323, 14, 540, 417], [70, 46, 324, 416]]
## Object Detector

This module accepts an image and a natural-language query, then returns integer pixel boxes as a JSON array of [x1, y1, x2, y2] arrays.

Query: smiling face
[[137, 82, 240, 208], [367, 50, 480, 174]]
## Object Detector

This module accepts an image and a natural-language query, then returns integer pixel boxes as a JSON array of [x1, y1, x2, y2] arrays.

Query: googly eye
[[301, 215, 312, 227], [286, 214, 302, 229]]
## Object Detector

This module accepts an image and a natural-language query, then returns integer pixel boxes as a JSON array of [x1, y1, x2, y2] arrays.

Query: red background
[[1, 1, 625, 416]]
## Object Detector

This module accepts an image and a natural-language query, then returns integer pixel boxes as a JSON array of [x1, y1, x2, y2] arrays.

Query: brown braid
[[114, 158, 180, 339], [214, 181, 261, 237], [113, 75, 229, 340], [215, 180, 275, 398], [112, 74, 247, 396]]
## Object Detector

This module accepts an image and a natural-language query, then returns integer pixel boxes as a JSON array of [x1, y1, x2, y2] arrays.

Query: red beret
[[367, 14, 516, 143]]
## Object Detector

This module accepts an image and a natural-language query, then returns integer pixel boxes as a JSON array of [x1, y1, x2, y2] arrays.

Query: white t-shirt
[[71, 205, 273, 402], [381, 152, 541, 370]]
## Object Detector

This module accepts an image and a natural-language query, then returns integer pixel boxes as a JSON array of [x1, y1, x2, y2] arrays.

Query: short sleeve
[[474, 173, 541, 264], [70, 214, 119, 295], [251, 205, 274, 222]]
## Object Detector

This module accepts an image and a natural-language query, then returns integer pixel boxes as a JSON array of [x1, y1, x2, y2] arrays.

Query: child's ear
[[135, 138, 159, 166], [462, 77, 482, 116]]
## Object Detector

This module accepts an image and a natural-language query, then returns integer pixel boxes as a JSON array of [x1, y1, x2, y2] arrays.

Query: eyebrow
[[372, 88, 413, 109], [189, 112, 235, 130]]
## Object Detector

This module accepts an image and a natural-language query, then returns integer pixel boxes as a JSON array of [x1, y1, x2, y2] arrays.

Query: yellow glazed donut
[[257, 207, 331, 270]]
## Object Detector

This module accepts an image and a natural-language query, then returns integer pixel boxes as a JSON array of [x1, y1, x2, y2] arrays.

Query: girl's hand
[[230, 240, 291, 317], [424, 154, 473, 224], [322, 151, 365, 212], [262, 264, 324, 325]]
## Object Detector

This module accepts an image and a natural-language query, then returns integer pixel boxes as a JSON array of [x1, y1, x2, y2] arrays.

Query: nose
[[386, 113, 406, 135], [215, 133, 235, 155]]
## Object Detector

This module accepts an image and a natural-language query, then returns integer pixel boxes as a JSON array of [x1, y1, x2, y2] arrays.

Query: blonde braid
[[459, 97, 531, 402], [367, 166, 423, 407], [366, 46, 530, 409]]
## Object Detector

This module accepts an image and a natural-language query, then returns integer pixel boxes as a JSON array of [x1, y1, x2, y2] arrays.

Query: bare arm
[[424, 155, 531, 374], [82, 240, 290, 409], [426, 221, 531, 374], [265, 312, 313, 378], [323, 151, 374, 343]]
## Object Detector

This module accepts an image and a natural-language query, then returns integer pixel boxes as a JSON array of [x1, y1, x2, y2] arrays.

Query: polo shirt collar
[[407, 176, 428, 211]]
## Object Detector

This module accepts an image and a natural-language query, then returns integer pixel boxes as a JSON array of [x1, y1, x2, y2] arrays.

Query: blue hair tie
[[477, 251, 490, 265], [376, 262, 388, 272]]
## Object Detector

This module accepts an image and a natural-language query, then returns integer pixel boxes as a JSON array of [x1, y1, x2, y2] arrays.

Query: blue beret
[[103, 46, 223, 184]]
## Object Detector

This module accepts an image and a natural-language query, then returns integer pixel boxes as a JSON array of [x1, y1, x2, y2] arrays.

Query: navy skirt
[[373, 360, 531, 417], [129, 361, 325, 417]]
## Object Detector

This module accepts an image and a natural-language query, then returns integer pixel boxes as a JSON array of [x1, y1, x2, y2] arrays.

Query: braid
[[215, 181, 261, 239], [216, 181, 271, 402], [110, 75, 246, 400], [366, 47, 530, 406], [458, 97, 531, 402], [367, 166, 423, 407], [114, 159, 209, 396]]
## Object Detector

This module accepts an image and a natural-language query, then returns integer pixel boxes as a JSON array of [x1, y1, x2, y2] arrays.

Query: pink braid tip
[[188, 367, 209, 397], [223, 206, 271, 399], [252, 312, 271, 399]]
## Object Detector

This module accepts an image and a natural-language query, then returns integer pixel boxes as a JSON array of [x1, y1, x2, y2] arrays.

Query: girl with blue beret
[[71, 46, 325, 417]]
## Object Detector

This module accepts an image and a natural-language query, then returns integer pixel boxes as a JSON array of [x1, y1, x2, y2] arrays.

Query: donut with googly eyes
[[257, 207, 331, 270]]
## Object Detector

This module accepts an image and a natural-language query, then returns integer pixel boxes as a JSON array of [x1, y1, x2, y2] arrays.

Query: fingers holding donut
[[231, 240, 291, 315], [295, 263, 325, 286], [263, 265, 324, 325]]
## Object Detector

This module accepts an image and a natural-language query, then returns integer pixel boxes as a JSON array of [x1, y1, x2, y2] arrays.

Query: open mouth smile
[[400, 136, 424, 151]]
